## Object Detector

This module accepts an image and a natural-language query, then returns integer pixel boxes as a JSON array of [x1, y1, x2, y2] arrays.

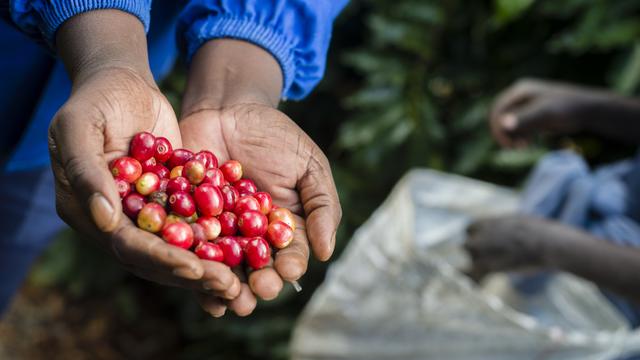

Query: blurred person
[[0, 0, 345, 317], [465, 79, 640, 327]]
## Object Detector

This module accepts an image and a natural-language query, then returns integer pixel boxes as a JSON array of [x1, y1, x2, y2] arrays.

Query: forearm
[[56, 10, 153, 85], [578, 92, 640, 144], [542, 223, 640, 303], [181, 39, 283, 115]]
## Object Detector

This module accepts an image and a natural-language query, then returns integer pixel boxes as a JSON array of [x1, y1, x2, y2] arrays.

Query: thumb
[[500, 103, 555, 141], [297, 149, 342, 261], [49, 111, 121, 232]]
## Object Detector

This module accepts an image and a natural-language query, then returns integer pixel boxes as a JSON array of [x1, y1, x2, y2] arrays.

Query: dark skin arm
[[491, 79, 640, 146], [466, 216, 640, 304]]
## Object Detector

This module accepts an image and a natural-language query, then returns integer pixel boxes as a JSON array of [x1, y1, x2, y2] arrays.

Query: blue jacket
[[0, 0, 348, 171]]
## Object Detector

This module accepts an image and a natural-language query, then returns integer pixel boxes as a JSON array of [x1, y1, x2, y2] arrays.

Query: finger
[[200, 261, 242, 300], [274, 215, 310, 281], [248, 266, 283, 301], [194, 292, 227, 318], [110, 224, 205, 280], [502, 102, 555, 141], [491, 79, 542, 121], [226, 283, 257, 317], [48, 110, 121, 232], [297, 148, 342, 261]]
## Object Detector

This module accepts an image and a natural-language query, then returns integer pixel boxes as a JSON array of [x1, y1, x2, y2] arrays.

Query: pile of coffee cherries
[[110, 132, 296, 270]]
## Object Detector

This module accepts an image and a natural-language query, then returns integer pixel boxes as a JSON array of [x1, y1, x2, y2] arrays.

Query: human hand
[[490, 78, 604, 147], [48, 11, 241, 306], [179, 40, 342, 316]]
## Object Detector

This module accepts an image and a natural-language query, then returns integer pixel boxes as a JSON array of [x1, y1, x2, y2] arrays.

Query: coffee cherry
[[129, 132, 156, 161], [238, 210, 268, 237], [253, 192, 273, 215], [141, 157, 157, 173], [135, 172, 161, 196], [159, 178, 169, 192], [164, 214, 185, 227], [266, 221, 294, 249], [122, 193, 146, 219], [148, 191, 168, 208], [154, 136, 173, 163], [196, 216, 221, 240], [115, 178, 131, 198], [162, 222, 193, 249], [150, 164, 170, 179], [269, 207, 296, 231], [170, 165, 184, 179], [195, 242, 224, 262], [168, 190, 196, 217], [234, 195, 260, 215], [184, 160, 206, 185], [190, 223, 207, 248], [236, 236, 250, 250], [111, 157, 142, 183], [166, 176, 190, 195], [137, 202, 167, 233], [193, 183, 224, 217], [219, 184, 239, 211], [245, 237, 271, 270], [217, 236, 243, 267], [220, 160, 243, 183], [234, 179, 257, 196], [167, 148, 194, 169], [218, 211, 238, 236], [194, 150, 218, 169], [185, 212, 199, 223], [202, 168, 225, 187]]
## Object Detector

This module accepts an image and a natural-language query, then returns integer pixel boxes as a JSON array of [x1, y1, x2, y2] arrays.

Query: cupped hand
[[490, 78, 600, 147], [180, 103, 342, 315], [48, 67, 241, 304]]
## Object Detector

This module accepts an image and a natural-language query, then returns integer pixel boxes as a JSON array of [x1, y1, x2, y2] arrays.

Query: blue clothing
[[2, 0, 347, 171], [0, 0, 345, 311], [519, 150, 640, 326]]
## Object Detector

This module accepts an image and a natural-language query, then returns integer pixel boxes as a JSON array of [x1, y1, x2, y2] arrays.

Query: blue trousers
[[0, 166, 64, 313]]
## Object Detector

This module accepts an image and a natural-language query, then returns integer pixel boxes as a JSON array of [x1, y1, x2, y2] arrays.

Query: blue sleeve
[[8, 0, 151, 46], [177, 0, 349, 100]]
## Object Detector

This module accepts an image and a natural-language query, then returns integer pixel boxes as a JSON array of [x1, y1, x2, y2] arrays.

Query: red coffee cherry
[[150, 164, 170, 179], [220, 160, 243, 183], [137, 202, 167, 233], [162, 222, 193, 249], [194, 150, 218, 169], [244, 237, 271, 270], [238, 210, 268, 237], [164, 214, 186, 227], [190, 222, 208, 249], [183, 159, 206, 185], [195, 242, 224, 262], [234, 195, 260, 215], [168, 190, 196, 217], [202, 168, 225, 187], [135, 172, 161, 196], [253, 192, 272, 215], [266, 220, 294, 249], [115, 178, 131, 199], [122, 193, 146, 219], [218, 211, 238, 236], [268, 207, 296, 231], [236, 236, 250, 250], [234, 179, 257, 196], [129, 132, 156, 161], [193, 183, 224, 217], [217, 236, 243, 267], [220, 184, 239, 211], [159, 178, 169, 192], [153, 136, 173, 163], [166, 176, 190, 195], [196, 216, 221, 240], [110, 157, 142, 183], [141, 157, 157, 173], [167, 148, 194, 169]]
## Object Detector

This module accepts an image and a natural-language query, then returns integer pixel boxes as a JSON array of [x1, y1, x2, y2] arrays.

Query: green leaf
[[493, 0, 535, 25]]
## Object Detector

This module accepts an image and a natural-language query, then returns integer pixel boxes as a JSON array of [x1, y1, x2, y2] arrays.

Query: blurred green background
[[5, 0, 640, 358]]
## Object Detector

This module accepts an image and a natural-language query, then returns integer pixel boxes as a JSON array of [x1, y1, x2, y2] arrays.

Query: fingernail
[[89, 193, 116, 232], [501, 114, 518, 131], [173, 265, 202, 280]]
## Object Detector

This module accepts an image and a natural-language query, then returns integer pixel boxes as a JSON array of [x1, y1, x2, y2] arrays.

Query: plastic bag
[[291, 169, 640, 360]]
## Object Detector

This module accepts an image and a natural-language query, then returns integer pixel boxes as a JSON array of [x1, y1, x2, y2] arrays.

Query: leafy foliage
[[24, 0, 640, 359]]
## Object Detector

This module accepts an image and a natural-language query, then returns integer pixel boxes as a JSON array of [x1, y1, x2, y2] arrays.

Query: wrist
[[56, 10, 153, 86], [181, 39, 283, 117]]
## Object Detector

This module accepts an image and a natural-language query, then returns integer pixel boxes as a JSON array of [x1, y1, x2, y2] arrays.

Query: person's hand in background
[[48, 11, 241, 310], [179, 40, 342, 316]]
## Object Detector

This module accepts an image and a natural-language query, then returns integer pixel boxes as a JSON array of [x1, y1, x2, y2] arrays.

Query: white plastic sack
[[291, 169, 640, 360]]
